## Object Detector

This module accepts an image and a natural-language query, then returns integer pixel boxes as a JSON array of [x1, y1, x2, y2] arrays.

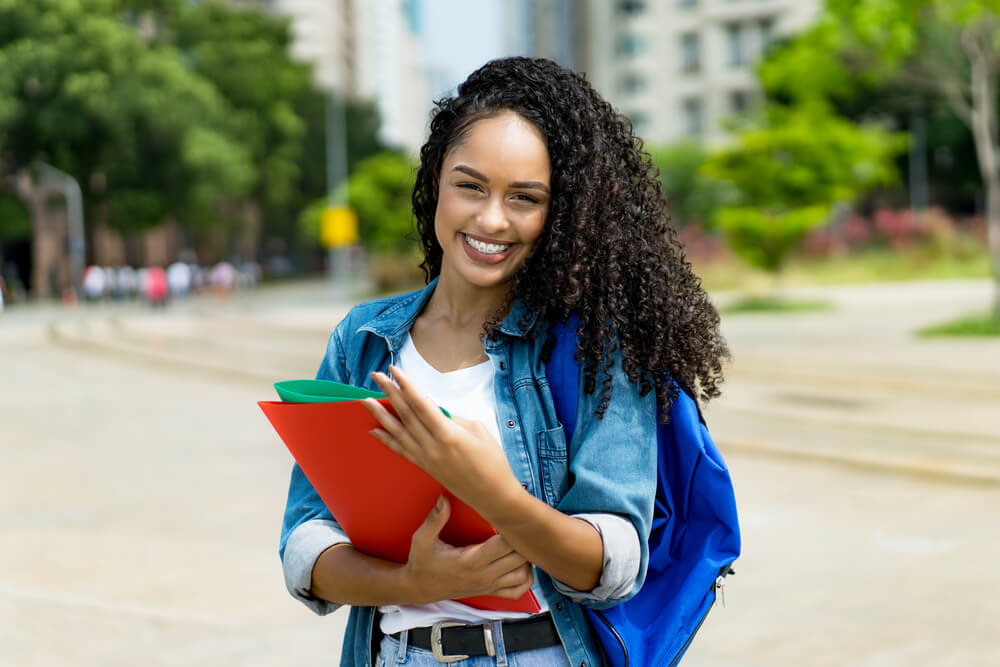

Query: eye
[[511, 193, 540, 204], [457, 182, 484, 193]]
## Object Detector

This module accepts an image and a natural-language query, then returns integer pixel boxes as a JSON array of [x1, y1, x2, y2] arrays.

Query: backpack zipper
[[591, 609, 629, 667], [667, 564, 734, 667]]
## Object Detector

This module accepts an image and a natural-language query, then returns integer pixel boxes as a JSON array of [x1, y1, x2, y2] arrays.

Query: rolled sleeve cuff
[[550, 513, 640, 602], [282, 518, 352, 616]]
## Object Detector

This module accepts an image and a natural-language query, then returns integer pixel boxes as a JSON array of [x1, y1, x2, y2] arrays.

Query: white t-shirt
[[292, 332, 641, 630], [376, 333, 550, 635]]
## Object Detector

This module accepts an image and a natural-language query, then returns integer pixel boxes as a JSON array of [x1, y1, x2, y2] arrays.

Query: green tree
[[649, 141, 722, 228], [299, 151, 417, 253], [763, 0, 1000, 316], [704, 106, 904, 276], [0, 0, 253, 240]]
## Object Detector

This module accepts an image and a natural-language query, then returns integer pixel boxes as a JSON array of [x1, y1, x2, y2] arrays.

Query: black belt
[[391, 614, 560, 662]]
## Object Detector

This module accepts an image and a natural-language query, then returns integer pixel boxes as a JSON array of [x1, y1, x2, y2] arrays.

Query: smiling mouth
[[463, 233, 513, 255]]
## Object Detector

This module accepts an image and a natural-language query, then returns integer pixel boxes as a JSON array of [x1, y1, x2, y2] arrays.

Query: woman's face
[[434, 111, 551, 292]]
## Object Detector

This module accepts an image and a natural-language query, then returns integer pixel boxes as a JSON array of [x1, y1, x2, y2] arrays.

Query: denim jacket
[[279, 280, 657, 667]]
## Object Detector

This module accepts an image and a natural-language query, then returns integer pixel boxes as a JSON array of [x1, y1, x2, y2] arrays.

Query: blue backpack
[[546, 319, 741, 667]]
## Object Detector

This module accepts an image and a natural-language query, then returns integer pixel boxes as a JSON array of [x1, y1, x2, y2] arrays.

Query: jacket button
[[506, 419, 516, 428], [499, 361, 506, 370], [555, 602, 563, 611]]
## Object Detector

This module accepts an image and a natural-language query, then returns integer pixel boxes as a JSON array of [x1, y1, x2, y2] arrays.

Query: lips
[[462, 233, 516, 264], [464, 233, 512, 254]]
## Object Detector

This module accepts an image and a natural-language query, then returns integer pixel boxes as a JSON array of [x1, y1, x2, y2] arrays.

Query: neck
[[426, 270, 510, 330]]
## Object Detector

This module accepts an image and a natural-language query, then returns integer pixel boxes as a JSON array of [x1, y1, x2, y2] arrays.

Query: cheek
[[435, 188, 471, 227], [524, 209, 549, 245]]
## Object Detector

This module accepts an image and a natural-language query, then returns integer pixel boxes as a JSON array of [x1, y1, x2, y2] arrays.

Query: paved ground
[[2, 279, 998, 666]]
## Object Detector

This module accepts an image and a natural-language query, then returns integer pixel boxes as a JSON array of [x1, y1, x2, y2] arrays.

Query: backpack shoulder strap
[[548, 315, 706, 433], [547, 317, 582, 443]]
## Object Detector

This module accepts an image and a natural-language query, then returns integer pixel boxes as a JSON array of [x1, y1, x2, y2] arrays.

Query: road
[[2, 279, 998, 666]]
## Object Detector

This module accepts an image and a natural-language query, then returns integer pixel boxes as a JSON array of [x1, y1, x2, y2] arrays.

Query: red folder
[[260, 398, 541, 613]]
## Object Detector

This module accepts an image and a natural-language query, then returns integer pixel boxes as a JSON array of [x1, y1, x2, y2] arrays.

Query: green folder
[[274, 379, 385, 403], [274, 379, 451, 417]]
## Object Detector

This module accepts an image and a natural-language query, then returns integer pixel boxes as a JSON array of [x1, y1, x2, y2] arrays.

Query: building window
[[616, 34, 648, 57], [618, 73, 648, 95], [617, 0, 646, 15], [726, 23, 746, 68], [680, 32, 701, 73], [730, 90, 749, 114], [682, 97, 702, 136], [628, 111, 651, 134], [759, 17, 775, 53]]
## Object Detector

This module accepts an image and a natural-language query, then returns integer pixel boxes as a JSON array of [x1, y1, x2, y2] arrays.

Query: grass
[[721, 295, 833, 314], [916, 312, 1000, 337], [694, 245, 991, 293]]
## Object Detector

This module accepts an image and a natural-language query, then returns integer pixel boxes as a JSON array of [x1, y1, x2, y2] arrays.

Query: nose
[[476, 195, 509, 234]]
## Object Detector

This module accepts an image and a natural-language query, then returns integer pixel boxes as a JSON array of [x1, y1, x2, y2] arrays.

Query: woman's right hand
[[403, 495, 534, 604]]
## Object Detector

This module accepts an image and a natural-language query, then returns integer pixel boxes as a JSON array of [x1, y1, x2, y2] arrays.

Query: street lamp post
[[325, 90, 355, 297], [35, 162, 86, 298]]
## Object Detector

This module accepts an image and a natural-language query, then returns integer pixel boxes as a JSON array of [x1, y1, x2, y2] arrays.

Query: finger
[[363, 399, 417, 460], [411, 495, 451, 547], [388, 366, 454, 434], [363, 396, 428, 456], [492, 564, 533, 590], [484, 551, 530, 579], [370, 371, 437, 445], [491, 567, 535, 599], [362, 396, 402, 433], [464, 533, 519, 565]]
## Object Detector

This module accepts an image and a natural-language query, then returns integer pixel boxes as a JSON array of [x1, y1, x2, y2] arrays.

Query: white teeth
[[465, 234, 510, 254]]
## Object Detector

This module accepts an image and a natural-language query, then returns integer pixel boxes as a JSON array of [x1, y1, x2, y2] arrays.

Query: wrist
[[478, 476, 532, 529], [397, 562, 431, 605]]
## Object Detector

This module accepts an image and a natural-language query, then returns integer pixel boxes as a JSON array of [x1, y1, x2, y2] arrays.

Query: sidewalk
[[14, 277, 1000, 484], [710, 279, 1000, 484]]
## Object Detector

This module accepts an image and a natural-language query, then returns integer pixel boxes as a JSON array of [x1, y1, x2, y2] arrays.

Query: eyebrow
[[452, 164, 550, 194]]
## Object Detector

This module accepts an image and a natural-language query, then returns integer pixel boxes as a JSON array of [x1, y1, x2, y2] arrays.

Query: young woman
[[279, 57, 728, 666]]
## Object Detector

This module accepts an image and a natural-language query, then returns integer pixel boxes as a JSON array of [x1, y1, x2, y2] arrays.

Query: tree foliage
[[703, 106, 904, 274], [299, 151, 417, 253], [0, 0, 256, 234], [649, 141, 723, 228], [0, 0, 386, 263], [760, 0, 1000, 314]]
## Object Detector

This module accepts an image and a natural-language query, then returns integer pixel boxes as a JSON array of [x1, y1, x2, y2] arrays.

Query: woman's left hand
[[363, 366, 522, 514]]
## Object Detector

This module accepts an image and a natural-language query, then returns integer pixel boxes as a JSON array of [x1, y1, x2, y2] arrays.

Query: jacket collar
[[357, 277, 538, 351]]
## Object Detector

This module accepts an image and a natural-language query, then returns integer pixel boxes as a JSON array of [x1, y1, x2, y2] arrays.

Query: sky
[[418, 0, 509, 99]]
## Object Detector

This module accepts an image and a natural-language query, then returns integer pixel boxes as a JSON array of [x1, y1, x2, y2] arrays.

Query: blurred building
[[247, 0, 430, 154], [577, 0, 821, 145], [503, 0, 582, 72], [498, 0, 822, 145]]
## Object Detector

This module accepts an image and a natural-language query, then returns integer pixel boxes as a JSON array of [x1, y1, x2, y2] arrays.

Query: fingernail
[[435, 495, 444, 510]]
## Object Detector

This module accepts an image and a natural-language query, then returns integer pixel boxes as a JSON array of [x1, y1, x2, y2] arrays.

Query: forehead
[[443, 112, 550, 180]]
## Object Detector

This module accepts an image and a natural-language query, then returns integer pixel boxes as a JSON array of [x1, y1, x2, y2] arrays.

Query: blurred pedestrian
[[118, 265, 137, 299], [141, 266, 169, 308], [167, 261, 193, 298], [239, 260, 262, 289], [210, 261, 236, 298], [82, 265, 106, 302]]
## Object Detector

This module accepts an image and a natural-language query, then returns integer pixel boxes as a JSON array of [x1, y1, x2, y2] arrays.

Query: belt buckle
[[430, 621, 470, 663]]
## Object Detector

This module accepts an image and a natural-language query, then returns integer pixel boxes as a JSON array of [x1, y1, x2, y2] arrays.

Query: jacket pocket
[[537, 424, 569, 506]]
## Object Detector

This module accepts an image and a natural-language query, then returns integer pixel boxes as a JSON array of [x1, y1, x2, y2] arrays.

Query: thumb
[[414, 495, 450, 545]]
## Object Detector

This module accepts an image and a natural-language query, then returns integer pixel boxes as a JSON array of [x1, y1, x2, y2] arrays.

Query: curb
[[721, 437, 1000, 486]]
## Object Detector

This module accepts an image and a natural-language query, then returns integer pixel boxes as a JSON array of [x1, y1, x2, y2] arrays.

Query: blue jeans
[[375, 623, 572, 667]]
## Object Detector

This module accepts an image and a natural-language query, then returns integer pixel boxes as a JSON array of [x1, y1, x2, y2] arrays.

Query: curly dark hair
[[412, 57, 729, 420]]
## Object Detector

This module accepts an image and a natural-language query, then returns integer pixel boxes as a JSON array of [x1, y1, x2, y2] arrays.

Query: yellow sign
[[321, 206, 359, 247]]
